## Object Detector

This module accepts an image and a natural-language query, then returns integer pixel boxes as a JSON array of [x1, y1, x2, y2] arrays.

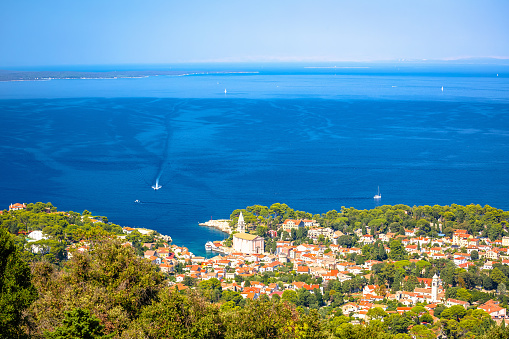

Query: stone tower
[[237, 211, 245, 233], [432, 272, 439, 302]]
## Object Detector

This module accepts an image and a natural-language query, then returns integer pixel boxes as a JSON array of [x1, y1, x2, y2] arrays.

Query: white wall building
[[232, 212, 265, 254]]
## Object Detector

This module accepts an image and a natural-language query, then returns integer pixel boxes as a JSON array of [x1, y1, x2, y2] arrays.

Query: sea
[[1, 62, 508, 256]]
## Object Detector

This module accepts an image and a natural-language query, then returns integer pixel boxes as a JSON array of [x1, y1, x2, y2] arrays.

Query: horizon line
[[2, 56, 509, 70]]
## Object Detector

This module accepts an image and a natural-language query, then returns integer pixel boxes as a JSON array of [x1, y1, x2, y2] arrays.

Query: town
[[3, 201, 509, 338]]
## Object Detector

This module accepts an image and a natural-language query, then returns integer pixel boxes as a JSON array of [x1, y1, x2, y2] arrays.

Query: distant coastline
[[0, 70, 259, 82]]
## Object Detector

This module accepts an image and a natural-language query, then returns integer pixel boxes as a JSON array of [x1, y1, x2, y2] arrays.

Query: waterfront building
[[282, 219, 320, 233], [233, 212, 264, 254], [9, 203, 26, 211]]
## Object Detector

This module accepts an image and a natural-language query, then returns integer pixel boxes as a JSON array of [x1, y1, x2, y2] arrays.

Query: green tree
[[282, 289, 298, 304], [133, 289, 224, 338], [388, 240, 407, 261], [441, 305, 467, 322], [471, 250, 479, 260], [0, 228, 38, 338], [386, 313, 412, 334], [30, 239, 165, 336], [456, 288, 472, 302], [367, 307, 388, 322], [408, 324, 434, 339], [45, 308, 108, 339], [491, 268, 506, 285]]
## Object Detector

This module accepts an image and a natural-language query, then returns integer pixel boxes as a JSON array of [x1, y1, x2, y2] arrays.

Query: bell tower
[[237, 211, 245, 233], [432, 272, 439, 302]]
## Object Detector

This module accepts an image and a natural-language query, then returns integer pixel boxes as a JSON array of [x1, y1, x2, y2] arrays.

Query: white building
[[232, 212, 265, 254], [431, 273, 439, 302], [28, 230, 47, 241]]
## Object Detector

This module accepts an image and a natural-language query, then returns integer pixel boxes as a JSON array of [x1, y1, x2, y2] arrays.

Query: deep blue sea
[[1, 63, 508, 256]]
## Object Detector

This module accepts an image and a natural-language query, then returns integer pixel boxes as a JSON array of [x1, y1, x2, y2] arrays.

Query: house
[[159, 263, 173, 273], [337, 272, 352, 282], [147, 256, 161, 265], [282, 219, 305, 232], [296, 266, 310, 275], [479, 300, 507, 319], [453, 256, 468, 266], [483, 261, 494, 270], [405, 229, 416, 237], [502, 237, 509, 247], [429, 253, 447, 260], [429, 247, 443, 254], [28, 230, 47, 241], [359, 234, 375, 245], [9, 203, 26, 211], [308, 227, 334, 241], [157, 247, 171, 258], [486, 250, 500, 260], [405, 245, 419, 254], [363, 285, 379, 296], [144, 250, 157, 259], [452, 230, 472, 247], [396, 307, 413, 315], [122, 227, 135, 234], [446, 298, 470, 309], [303, 219, 320, 227]]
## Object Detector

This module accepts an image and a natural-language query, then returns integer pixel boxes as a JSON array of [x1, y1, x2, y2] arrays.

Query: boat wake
[[149, 102, 183, 190]]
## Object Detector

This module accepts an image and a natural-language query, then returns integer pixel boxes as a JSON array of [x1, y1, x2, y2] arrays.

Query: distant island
[[0, 69, 259, 81]]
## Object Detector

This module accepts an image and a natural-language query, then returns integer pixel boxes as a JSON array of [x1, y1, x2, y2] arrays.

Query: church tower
[[432, 272, 439, 302], [237, 211, 245, 233]]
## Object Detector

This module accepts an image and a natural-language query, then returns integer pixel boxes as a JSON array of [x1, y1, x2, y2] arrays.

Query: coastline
[[127, 227, 172, 243], [199, 219, 232, 235]]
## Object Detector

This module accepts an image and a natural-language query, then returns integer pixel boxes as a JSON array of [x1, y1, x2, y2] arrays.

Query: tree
[[0, 228, 38, 338], [282, 290, 298, 304], [420, 313, 433, 325], [378, 244, 388, 261], [409, 324, 435, 339], [183, 275, 195, 287], [434, 305, 446, 318], [387, 313, 412, 334], [338, 235, 354, 248], [133, 290, 224, 338], [498, 283, 507, 296], [388, 240, 407, 261], [404, 276, 419, 292], [441, 305, 467, 322], [491, 268, 506, 285], [471, 250, 479, 260], [45, 308, 108, 339], [367, 307, 388, 322], [456, 288, 472, 301], [379, 263, 397, 288], [30, 239, 165, 336]]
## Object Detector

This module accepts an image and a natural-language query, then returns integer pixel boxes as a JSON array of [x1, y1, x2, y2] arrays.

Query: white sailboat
[[374, 186, 381, 199]]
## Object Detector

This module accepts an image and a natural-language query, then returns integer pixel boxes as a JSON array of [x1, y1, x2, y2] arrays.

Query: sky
[[1, 0, 508, 68]]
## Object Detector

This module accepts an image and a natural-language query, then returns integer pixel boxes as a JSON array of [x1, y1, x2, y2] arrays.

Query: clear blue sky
[[1, 0, 508, 67]]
